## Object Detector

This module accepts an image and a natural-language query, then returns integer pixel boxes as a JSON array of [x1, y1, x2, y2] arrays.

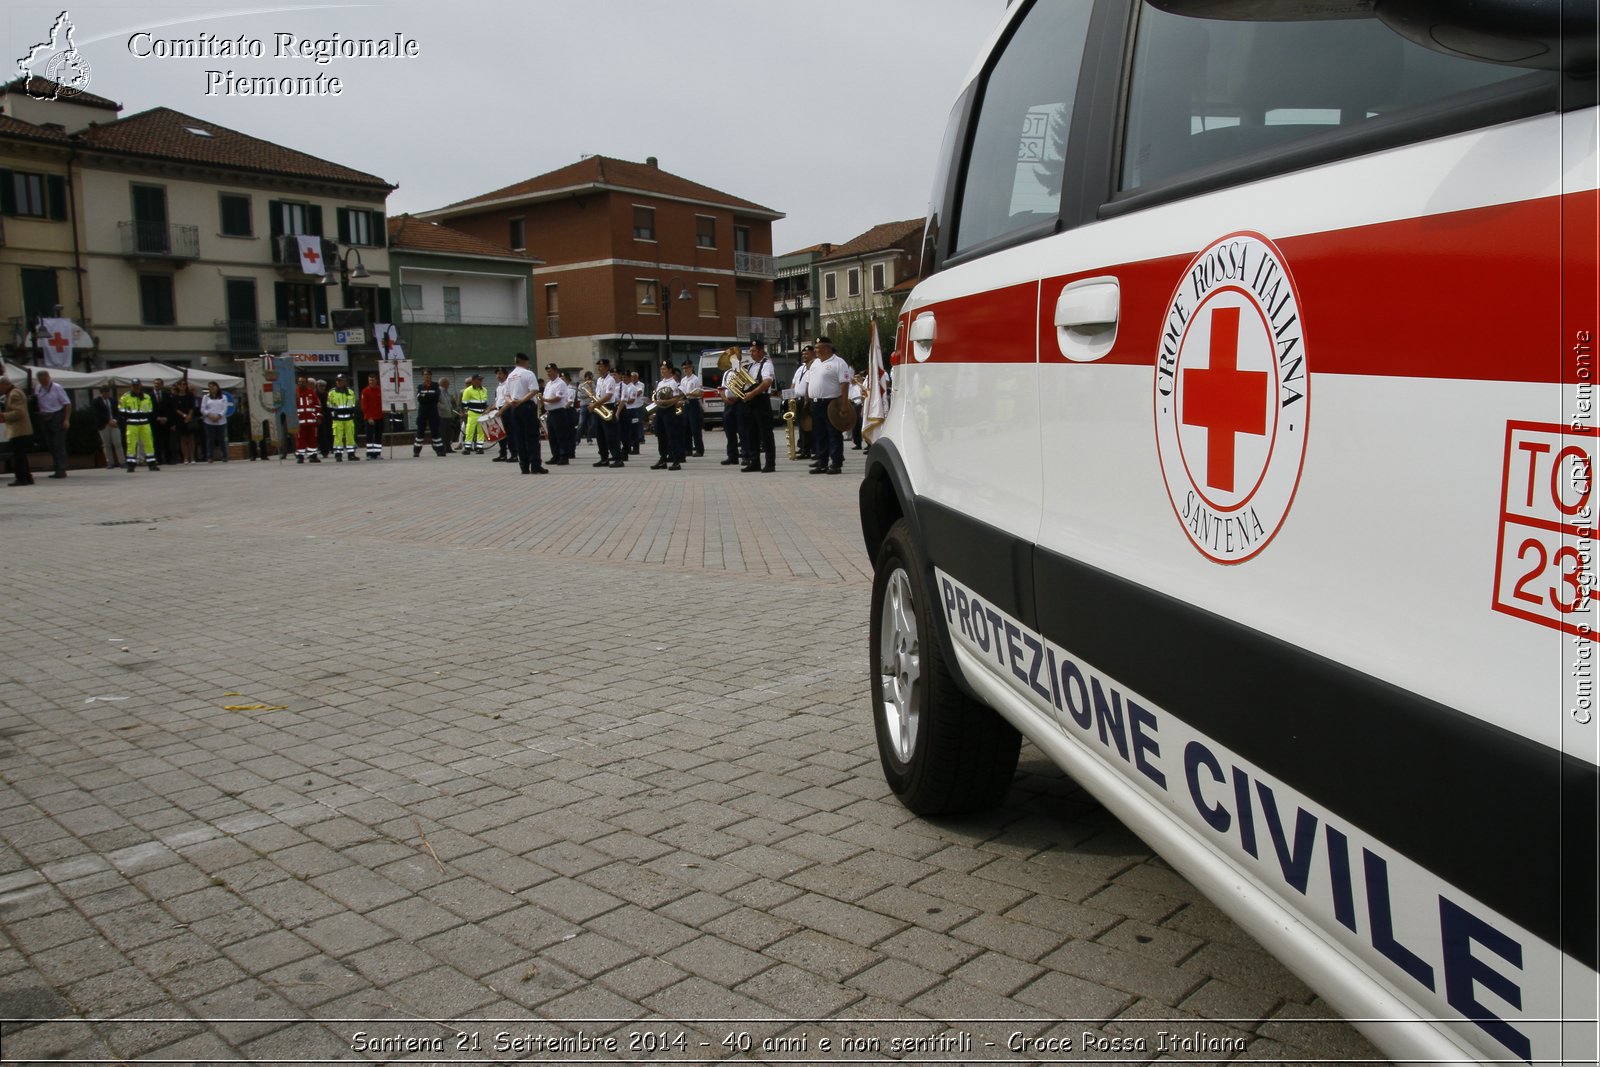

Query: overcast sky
[[9, 0, 1007, 253]]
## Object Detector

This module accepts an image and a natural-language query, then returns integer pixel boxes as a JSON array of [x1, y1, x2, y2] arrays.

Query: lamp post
[[320, 243, 370, 310], [640, 278, 689, 376]]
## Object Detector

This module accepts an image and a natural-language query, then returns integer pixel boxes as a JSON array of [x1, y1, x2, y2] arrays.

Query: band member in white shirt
[[624, 372, 647, 454], [792, 344, 816, 460], [807, 336, 851, 475], [679, 360, 705, 457], [591, 359, 625, 467], [739, 340, 777, 473], [848, 373, 865, 450], [502, 352, 547, 475], [492, 367, 515, 462], [649, 362, 686, 470], [542, 362, 573, 465]]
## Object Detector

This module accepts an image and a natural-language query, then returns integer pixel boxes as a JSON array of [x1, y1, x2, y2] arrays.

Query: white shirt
[[680, 373, 701, 398], [809, 353, 851, 400], [594, 373, 619, 406], [848, 380, 864, 403], [542, 377, 567, 409], [624, 381, 645, 409], [793, 362, 812, 400], [563, 380, 577, 405], [504, 365, 538, 404]]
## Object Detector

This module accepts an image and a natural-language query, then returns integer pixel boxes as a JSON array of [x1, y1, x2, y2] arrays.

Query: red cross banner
[[295, 235, 326, 276], [39, 317, 74, 368]]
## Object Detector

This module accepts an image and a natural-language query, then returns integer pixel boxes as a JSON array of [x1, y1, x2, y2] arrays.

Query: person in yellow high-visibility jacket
[[460, 375, 489, 454], [119, 381, 159, 472], [326, 375, 360, 462]]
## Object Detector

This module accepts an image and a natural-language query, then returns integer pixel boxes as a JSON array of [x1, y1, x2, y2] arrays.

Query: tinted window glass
[[1121, 5, 1551, 191], [952, 0, 1093, 255]]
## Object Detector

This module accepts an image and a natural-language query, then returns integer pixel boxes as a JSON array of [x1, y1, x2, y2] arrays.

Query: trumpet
[[579, 383, 615, 422], [716, 346, 760, 401]]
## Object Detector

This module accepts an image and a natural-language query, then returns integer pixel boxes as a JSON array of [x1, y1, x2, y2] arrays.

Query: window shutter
[[336, 207, 350, 244], [269, 201, 284, 262], [378, 288, 392, 322], [46, 175, 67, 220], [373, 212, 386, 247], [0, 171, 15, 216], [307, 204, 324, 235], [313, 285, 328, 325], [274, 282, 288, 323]]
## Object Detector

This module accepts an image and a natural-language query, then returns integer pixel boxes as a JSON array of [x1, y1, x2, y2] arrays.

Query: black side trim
[[920, 500, 1036, 630], [1031, 547, 1597, 972]]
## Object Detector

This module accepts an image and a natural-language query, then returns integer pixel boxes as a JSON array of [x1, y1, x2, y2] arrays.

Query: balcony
[[773, 293, 814, 313], [547, 313, 559, 338], [119, 221, 200, 261], [733, 251, 774, 278], [736, 316, 782, 342], [214, 319, 287, 353], [399, 310, 530, 327]]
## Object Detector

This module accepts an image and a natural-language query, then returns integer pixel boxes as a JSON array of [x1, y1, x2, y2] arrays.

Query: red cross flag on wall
[[40, 317, 74, 368], [296, 236, 326, 276]]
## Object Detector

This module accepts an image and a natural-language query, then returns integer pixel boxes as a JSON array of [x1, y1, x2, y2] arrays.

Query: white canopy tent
[[1, 360, 245, 390]]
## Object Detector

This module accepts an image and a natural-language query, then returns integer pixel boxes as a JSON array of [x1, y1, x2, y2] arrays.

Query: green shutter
[[373, 212, 386, 248], [274, 282, 288, 323], [336, 207, 350, 243], [0, 171, 15, 216], [378, 287, 392, 322], [46, 175, 67, 220], [314, 285, 328, 325], [268, 201, 284, 262], [308, 204, 323, 236]]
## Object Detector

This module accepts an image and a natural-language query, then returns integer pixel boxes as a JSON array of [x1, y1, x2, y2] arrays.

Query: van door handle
[[910, 311, 936, 362], [1054, 277, 1119, 362]]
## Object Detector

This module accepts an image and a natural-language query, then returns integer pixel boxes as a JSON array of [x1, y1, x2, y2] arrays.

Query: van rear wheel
[[870, 519, 1020, 814]]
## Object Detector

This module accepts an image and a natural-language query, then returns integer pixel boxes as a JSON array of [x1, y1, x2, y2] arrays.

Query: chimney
[[645, 156, 658, 168]]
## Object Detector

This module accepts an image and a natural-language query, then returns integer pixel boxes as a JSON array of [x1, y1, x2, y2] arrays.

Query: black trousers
[[8, 435, 33, 484], [654, 409, 685, 462], [723, 402, 743, 461], [742, 396, 775, 470], [684, 400, 704, 455], [509, 404, 543, 472], [596, 411, 622, 462]]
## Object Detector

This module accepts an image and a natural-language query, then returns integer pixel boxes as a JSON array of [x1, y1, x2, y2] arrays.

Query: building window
[[698, 284, 718, 318], [871, 263, 886, 292], [636, 279, 658, 314], [696, 216, 716, 248], [275, 281, 328, 328], [545, 284, 559, 315], [268, 200, 323, 263], [443, 286, 461, 323], [347, 285, 390, 327], [20, 267, 59, 323], [0, 169, 65, 219], [847, 268, 861, 297], [219, 193, 252, 237], [509, 217, 526, 250], [138, 274, 176, 326], [401, 284, 423, 310], [734, 225, 750, 252], [338, 207, 385, 247], [633, 206, 656, 241], [824, 272, 837, 301]]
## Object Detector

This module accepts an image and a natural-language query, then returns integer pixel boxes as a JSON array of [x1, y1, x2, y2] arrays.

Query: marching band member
[[848, 373, 865, 450], [793, 344, 816, 460], [502, 352, 547, 475], [680, 359, 705, 457], [720, 361, 745, 466], [739, 339, 777, 474], [592, 358, 625, 468], [623, 372, 646, 454], [808, 336, 850, 475], [542, 362, 573, 465], [492, 368, 515, 462], [650, 362, 685, 470]]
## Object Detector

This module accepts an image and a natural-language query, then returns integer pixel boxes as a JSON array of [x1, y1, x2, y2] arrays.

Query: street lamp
[[640, 279, 690, 373], [319, 243, 371, 308]]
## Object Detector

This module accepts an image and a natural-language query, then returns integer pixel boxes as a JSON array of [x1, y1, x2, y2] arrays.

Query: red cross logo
[[45, 332, 70, 353], [301, 244, 320, 265], [1182, 306, 1268, 494]]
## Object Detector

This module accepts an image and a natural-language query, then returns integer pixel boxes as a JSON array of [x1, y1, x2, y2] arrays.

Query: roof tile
[[436, 155, 779, 218], [387, 214, 538, 261]]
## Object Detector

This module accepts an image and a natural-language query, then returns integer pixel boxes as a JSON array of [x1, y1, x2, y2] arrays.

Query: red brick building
[[419, 156, 782, 376]]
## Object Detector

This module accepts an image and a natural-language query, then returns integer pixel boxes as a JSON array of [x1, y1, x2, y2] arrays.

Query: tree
[[823, 295, 906, 370]]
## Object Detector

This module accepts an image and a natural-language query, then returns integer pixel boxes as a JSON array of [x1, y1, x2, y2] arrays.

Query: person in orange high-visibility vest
[[295, 376, 322, 463]]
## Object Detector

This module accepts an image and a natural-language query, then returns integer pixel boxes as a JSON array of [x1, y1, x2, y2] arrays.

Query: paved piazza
[[0, 436, 1380, 1064]]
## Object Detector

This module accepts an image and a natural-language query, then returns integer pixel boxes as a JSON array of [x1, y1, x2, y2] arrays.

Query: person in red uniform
[[360, 374, 385, 459], [296, 376, 322, 463]]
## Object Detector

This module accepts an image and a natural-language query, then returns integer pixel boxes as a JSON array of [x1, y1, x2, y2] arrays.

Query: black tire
[[870, 518, 1021, 814]]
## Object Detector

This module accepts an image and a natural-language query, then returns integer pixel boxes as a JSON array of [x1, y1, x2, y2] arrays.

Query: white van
[[860, 2, 1597, 1063]]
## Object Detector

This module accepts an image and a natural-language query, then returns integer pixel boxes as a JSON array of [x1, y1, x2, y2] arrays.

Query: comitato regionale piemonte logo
[[16, 11, 93, 99]]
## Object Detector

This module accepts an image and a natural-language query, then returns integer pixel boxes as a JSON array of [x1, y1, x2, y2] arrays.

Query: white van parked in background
[[860, 1, 1596, 1062]]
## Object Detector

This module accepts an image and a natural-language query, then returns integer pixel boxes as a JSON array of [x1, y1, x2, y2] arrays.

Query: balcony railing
[[773, 293, 814, 313], [736, 316, 782, 342], [399, 310, 530, 327], [119, 220, 200, 259], [547, 313, 559, 337], [733, 251, 775, 278], [214, 319, 287, 353]]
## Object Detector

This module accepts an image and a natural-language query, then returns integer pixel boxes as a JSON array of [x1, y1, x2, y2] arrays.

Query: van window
[[952, 0, 1093, 255], [1120, 5, 1551, 191]]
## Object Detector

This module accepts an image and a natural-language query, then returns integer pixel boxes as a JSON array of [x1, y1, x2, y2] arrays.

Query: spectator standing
[[438, 377, 458, 453], [149, 378, 172, 463], [32, 370, 70, 479], [170, 380, 197, 463], [200, 381, 230, 461], [361, 374, 385, 459], [1, 378, 34, 486], [93, 385, 124, 469]]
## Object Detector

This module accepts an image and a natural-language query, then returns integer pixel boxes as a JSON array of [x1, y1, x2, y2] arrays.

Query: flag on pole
[[862, 317, 890, 445], [295, 235, 326, 275], [38, 317, 74, 368]]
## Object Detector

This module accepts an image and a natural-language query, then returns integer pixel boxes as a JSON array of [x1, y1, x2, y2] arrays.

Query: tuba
[[645, 384, 682, 414], [579, 383, 615, 422], [718, 346, 759, 401]]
